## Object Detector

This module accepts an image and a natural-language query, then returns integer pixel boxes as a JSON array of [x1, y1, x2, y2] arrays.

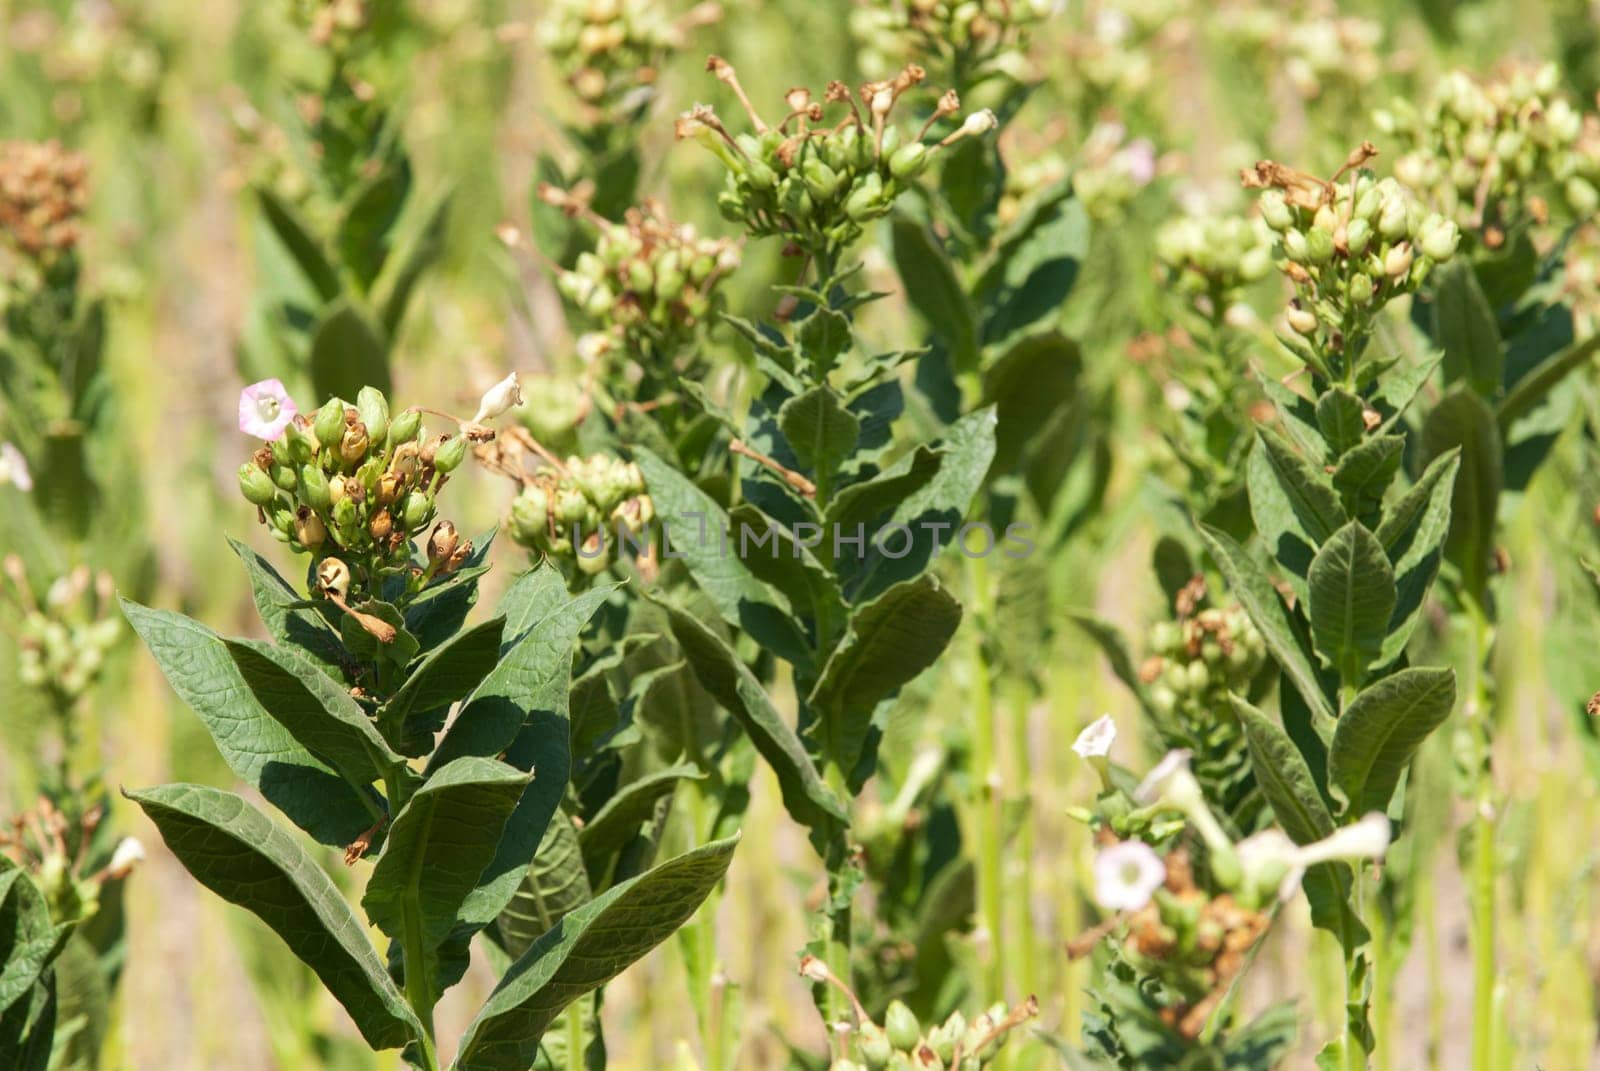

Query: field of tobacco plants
[[3, 0, 1600, 1068]]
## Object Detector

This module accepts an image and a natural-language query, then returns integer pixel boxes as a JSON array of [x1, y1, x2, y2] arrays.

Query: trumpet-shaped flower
[[1093, 839, 1167, 912], [1072, 715, 1117, 761], [238, 379, 299, 441], [107, 836, 146, 879], [1237, 813, 1392, 903], [472, 372, 524, 424]]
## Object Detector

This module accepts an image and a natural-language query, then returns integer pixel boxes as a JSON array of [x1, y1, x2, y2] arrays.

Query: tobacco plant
[[121, 384, 735, 1071]]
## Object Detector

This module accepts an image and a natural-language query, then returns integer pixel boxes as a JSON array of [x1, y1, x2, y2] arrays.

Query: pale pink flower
[[238, 379, 299, 440]]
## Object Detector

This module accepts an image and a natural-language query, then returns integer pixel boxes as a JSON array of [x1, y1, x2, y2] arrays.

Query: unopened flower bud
[[1286, 305, 1319, 335], [107, 836, 145, 879], [1348, 273, 1375, 305], [401, 490, 431, 530], [888, 142, 930, 179], [1258, 190, 1293, 231], [314, 398, 346, 448], [434, 434, 468, 473], [1383, 241, 1414, 278], [885, 1001, 920, 1050], [238, 462, 278, 506], [1418, 217, 1459, 262], [388, 406, 422, 446], [299, 465, 332, 509], [356, 386, 390, 446]]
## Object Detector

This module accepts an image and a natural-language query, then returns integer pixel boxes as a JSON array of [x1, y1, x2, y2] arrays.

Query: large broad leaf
[[1246, 429, 1344, 585], [497, 564, 575, 650], [496, 816, 592, 960], [378, 189, 451, 338], [121, 600, 380, 846], [1331, 435, 1404, 522], [578, 765, 702, 879], [1306, 522, 1395, 689], [362, 757, 530, 998], [1233, 700, 1362, 943], [845, 406, 997, 603], [891, 218, 978, 374], [658, 600, 847, 844], [1327, 667, 1456, 815], [530, 992, 605, 1071], [778, 386, 859, 480], [256, 186, 342, 302], [126, 784, 422, 1049], [310, 299, 391, 403], [1314, 388, 1367, 458], [825, 444, 941, 531], [796, 307, 851, 380], [227, 537, 345, 673], [0, 972, 55, 1071], [225, 638, 405, 788], [981, 330, 1081, 477], [1376, 450, 1460, 664], [635, 449, 811, 667], [975, 194, 1088, 344], [0, 864, 62, 1018], [809, 576, 963, 781], [1496, 333, 1600, 431], [1433, 259, 1503, 399], [379, 615, 506, 749], [1420, 387, 1502, 598], [338, 157, 410, 290], [1196, 526, 1336, 728], [452, 838, 738, 1071]]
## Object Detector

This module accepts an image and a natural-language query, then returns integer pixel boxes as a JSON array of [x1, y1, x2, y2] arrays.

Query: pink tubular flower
[[239, 379, 299, 441]]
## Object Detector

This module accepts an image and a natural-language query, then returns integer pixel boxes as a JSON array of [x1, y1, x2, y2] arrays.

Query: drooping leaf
[[310, 299, 391, 403], [227, 537, 345, 673], [1328, 668, 1456, 814], [453, 838, 738, 1071], [778, 386, 860, 478], [121, 600, 380, 846], [126, 784, 423, 1050], [1306, 522, 1395, 689], [0, 864, 60, 1018], [256, 186, 342, 302], [981, 330, 1081, 477], [1246, 430, 1344, 583], [1420, 386, 1502, 598], [891, 218, 978, 373], [1433, 259, 1504, 399], [578, 764, 702, 878], [496, 815, 592, 960], [379, 615, 506, 749], [1377, 450, 1460, 664]]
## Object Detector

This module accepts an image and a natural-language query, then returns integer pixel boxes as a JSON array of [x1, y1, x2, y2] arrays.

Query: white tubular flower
[[1297, 812, 1391, 867], [107, 836, 146, 879], [471, 372, 524, 424], [1093, 840, 1167, 912], [1134, 750, 1239, 880], [961, 108, 998, 137], [1238, 814, 1392, 904], [1072, 715, 1117, 761]]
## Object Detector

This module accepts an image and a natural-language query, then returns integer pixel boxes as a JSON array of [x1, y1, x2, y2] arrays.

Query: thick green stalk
[[1344, 866, 1368, 1071], [1464, 596, 1496, 1071], [384, 769, 438, 1070], [964, 551, 1005, 1000]]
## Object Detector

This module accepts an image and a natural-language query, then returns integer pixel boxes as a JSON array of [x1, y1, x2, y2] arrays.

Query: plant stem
[[1345, 866, 1366, 1071], [385, 770, 438, 1070], [964, 551, 1005, 1001], [1464, 595, 1496, 1071]]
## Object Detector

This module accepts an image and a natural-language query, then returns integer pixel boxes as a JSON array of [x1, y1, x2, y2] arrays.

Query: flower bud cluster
[[1071, 120, 1159, 220], [1139, 604, 1266, 721], [0, 140, 89, 263], [1155, 213, 1275, 300], [849, 0, 1051, 89], [509, 453, 653, 574], [676, 57, 995, 260], [1213, 8, 1382, 103], [3, 559, 118, 705], [1378, 64, 1600, 247], [237, 386, 472, 585], [0, 798, 138, 923], [542, 189, 740, 360], [538, 0, 706, 124], [802, 956, 1035, 1071], [1245, 155, 1459, 357]]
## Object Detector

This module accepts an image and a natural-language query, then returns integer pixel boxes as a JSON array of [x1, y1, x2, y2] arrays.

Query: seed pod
[[300, 465, 333, 509], [434, 434, 468, 473], [340, 421, 370, 466], [401, 490, 431, 530], [369, 508, 394, 541], [238, 462, 278, 506], [272, 462, 299, 492], [428, 521, 460, 564], [885, 1001, 920, 1051], [294, 506, 327, 549], [316, 557, 351, 599], [887, 142, 929, 179], [388, 406, 422, 446]]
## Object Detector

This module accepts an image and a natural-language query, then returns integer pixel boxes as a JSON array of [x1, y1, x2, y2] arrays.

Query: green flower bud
[[1348, 273, 1375, 305], [299, 465, 332, 509], [332, 497, 359, 531], [885, 1001, 920, 1050], [1281, 229, 1309, 262], [238, 463, 278, 506], [401, 490, 431, 530], [1258, 189, 1293, 231], [1304, 227, 1335, 264], [887, 142, 930, 179], [511, 487, 550, 546], [844, 173, 887, 221], [434, 434, 468, 474], [356, 386, 390, 446], [1286, 305, 1319, 335], [388, 406, 422, 446], [857, 1024, 893, 1068], [575, 530, 611, 574], [802, 157, 844, 200], [1418, 218, 1459, 262], [1345, 218, 1373, 256], [314, 398, 346, 448], [272, 462, 299, 492]]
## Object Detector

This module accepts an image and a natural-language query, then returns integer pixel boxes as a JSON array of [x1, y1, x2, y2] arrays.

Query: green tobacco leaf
[[531, 993, 605, 1071], [847, 406, 997, 603], [496, 564, 573, 649], [227, 537, 344, 673], [1331, 435, 1404, 521], [0, 863, 61, 1018], [976, 193, 1088, 344], [1420, 387, 1502, 598], [825, 444, 940, 531], [635, 449, 810, 666], [0, 972, 55, 1071], [981, 330, 1081, 477], [121, 599, 379, 846], [1328, 667, 1456, 815], [891, 218, 978, 373], [1197, 526, 1336, 728], [1247, 430, 1344, 585], [362, 757, 530, 997], [1434, 259, 1503, 399], [225, 638, 404, 787], [727, 503, 843, 621], [1306, 522, 1395, 690], [1261, 378, 1325, 461], [1496, 333, 1600, 431], [1377, 450, 1460, 664], [126, 784, 422, 1049], [1314, 388, 1367, 458], [778, 386, 859, 478], [809, 576, 963, 780], [256, 186, 341, 302], [379, 188, 451, 338], [658, 600, 847, 842], [453, 838, 737, 1071], [496, 816, 592, 960], [797, 307, 851, 379], [380, 615, 506, 748], [579, 764, 702, 878], [310, 299, 391, 403], [339, 157, 410, 290]]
